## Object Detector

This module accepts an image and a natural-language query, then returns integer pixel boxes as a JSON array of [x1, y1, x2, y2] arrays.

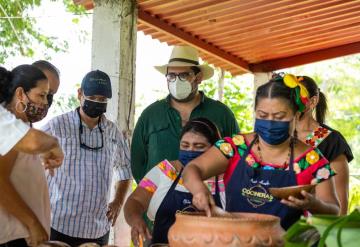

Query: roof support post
[[91, 0, 137, 244], [252, 72, 272, 124]]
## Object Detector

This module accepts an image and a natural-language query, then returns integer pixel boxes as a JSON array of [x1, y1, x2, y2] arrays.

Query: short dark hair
[[0, 65, 47, 104], [180, 117, 221, 145], [255, 76, 298, 113], [32, 60, 60, 79]]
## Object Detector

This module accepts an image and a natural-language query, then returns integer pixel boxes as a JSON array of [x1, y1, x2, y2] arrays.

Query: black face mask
[[82, 99, 107, 118], [47, 94, 54, 108]]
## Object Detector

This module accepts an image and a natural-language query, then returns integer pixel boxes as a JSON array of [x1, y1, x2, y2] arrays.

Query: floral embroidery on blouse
[[216, 140, 234, 157], [215, 134, 335, 186], [306, 150, 320, 165], [232, 135, 245, 146], [305, 126, 332, 147], [157, 160, 183, 185], [139, 160, 225, 195], [139, 178, 157, 193]]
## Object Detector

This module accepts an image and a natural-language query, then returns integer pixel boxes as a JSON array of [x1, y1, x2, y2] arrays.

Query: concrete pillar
[[92, 0, 137, 246], [251, 72, 272, 126], [253, 72, 272, 89], [91, 0, 136, 132]]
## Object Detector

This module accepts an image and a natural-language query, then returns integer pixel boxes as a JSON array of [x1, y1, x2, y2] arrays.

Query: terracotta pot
[[269, 184, 316, 200], [39, 241, 71, 247], [78, 243, 100, 247], [168, 211, 285, 247]]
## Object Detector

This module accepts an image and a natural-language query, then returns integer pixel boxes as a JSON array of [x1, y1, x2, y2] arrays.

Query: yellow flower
[[232, 135, 245, 146], [245, 154, 255, 166], [306, 150, 320, 165], [220, 143, 233, 156]]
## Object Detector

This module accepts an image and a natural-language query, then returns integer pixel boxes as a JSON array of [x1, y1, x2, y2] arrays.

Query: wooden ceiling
[[75, 0, 360, 75]]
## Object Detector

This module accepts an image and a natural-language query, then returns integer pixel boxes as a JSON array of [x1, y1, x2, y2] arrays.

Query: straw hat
[[155, 45, 214, 80]]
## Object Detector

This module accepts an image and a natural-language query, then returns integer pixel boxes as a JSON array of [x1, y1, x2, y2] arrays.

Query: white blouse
[[139, 159, 225, 221]]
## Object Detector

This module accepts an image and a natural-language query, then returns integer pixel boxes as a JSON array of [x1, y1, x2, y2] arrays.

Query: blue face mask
[[254, 119, 290, 145], [178, 150, 204, 166]]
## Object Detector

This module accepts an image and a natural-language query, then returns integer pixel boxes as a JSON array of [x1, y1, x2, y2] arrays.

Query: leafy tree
[[0, 0, 85, 63], [199, 69, 254, 133]]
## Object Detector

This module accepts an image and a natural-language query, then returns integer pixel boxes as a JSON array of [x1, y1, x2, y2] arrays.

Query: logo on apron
[[241, 184, 274, 208]]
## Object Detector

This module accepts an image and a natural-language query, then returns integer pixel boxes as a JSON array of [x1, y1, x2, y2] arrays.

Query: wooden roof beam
[[250, 41, 360, 72], [138, 9, 250, 72]]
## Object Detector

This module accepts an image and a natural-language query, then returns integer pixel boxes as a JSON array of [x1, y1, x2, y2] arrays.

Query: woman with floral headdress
[[182, 75, 339, 230], [295, 75, 353, 215]]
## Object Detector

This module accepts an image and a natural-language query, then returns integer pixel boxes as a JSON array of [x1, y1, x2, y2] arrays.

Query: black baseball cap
[[81, 70, 112, 98]]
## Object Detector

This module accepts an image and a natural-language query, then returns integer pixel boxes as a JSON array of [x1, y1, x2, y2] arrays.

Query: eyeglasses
[[76, 107, 104, 151], [166, 72, 195, 82]]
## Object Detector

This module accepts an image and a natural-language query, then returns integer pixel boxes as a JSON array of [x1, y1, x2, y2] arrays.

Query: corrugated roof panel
[[75, 0, 360, 75]]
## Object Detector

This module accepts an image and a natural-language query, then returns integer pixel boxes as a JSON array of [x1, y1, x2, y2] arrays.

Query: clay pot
[[168, 211, 285, 247], [78, 243, 100, 247], [269, 184, 316, 200], [39, 241, 71, 247]]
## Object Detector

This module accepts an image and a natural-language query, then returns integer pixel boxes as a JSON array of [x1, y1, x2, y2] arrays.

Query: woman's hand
[[280, 190, 317, 210], [192, 186, 214, 217], [130, 216, 151, 247], [27, 219, 48, 247]]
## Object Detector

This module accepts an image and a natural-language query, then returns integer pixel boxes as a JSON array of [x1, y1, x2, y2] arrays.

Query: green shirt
[[131, 92, 239, 183]]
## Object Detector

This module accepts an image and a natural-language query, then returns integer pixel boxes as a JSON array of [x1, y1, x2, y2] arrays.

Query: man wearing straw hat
[[131, 45, 239, 183]]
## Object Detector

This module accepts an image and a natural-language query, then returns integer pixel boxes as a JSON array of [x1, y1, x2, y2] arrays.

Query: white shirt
[[139, 160, 225, 221], [0, 105, 30, 155]]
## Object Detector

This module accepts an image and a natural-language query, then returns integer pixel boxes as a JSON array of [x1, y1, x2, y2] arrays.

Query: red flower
[[306, 139, 315, 147], [314, 127, 328, 138]]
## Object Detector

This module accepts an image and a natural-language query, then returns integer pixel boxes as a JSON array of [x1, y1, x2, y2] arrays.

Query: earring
[[15, 101, 27, 113]]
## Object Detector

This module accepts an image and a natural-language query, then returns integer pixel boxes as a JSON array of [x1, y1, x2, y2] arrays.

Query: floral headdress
[[271, 73, 310, 112]]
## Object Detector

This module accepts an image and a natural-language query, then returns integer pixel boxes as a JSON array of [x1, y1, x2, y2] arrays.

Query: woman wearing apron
[[183, 74, 339, 230], [124, 118, 223, 246]]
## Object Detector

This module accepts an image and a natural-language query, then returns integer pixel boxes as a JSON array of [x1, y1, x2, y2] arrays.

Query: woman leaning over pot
[[124, 118, 224, 246], [182, 74, 339, 230], [296, 75, 353, 215]]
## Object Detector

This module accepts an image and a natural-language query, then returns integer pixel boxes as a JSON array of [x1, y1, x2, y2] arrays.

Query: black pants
[[50, 228, 109, 247], [0, 239, 28, 247]]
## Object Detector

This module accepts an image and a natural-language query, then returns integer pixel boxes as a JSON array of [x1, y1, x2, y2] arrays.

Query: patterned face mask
[[25, 94, 49, 123]]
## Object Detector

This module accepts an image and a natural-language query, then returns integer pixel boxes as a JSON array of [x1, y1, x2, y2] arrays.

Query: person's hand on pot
[[130, 216, 151, 247], [192, 185, 214, 217]]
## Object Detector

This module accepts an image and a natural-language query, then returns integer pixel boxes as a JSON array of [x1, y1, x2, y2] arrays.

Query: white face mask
[[168, 78, 193, 100]]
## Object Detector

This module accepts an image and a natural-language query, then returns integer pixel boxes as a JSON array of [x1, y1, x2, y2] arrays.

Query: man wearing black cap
[[42, 70, 132, 246]]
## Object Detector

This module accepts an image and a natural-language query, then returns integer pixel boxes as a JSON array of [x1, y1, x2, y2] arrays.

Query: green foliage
[[53, 93, 79, 114], [349, 176, 360, 213], [285, 209, 360, 247], [199, 71, 253, 132], [0, 0, 85, 63]]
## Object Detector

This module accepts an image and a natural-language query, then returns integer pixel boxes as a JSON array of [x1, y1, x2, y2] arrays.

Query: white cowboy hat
[[155, 45, 214, 80]]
